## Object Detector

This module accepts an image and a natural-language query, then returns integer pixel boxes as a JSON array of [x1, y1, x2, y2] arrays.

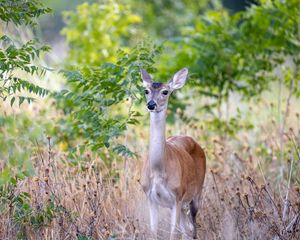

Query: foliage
[[205, 114, 254, 138], [1, 179, 62, 239], [0, 175, 30, 216], [14, 195, 59, 230], [130, 0, 212, 39], [159, 1, 299, 114], [0, 0, 51, 26], [242, 0, 300, 56], [54, 43, 161, 158], [0, 36, 50, 105], [158, 10, 272, 114], [240, 0, 300, 95], [0, 0, 51, 106], [0, 112, 53, 185], [57, 0, 300, 153], [0, 0, 52, 191], [61, 1, 141, 66]]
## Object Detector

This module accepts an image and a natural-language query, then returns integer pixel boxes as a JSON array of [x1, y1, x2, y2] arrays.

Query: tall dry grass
[[1, 98, 300, 240], [1, 139, 299, 239]]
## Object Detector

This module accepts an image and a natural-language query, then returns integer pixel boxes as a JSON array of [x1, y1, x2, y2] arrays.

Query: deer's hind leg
[[189, 200, 199, 239]]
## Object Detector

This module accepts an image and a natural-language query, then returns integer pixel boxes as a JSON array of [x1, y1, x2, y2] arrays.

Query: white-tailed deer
[[140, 68, 206, 239]]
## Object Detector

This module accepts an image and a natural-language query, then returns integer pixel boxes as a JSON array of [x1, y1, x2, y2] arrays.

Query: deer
[[140, 68, 206, 240]]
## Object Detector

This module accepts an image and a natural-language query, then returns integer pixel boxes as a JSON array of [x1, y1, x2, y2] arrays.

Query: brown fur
[[141, 136, 206, 203]]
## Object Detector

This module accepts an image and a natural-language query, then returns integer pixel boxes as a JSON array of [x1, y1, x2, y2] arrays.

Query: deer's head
[[141, 68, 188, 112]]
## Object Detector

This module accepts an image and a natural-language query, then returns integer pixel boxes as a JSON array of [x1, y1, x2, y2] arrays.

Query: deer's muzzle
[[147, 100, 157, 110]]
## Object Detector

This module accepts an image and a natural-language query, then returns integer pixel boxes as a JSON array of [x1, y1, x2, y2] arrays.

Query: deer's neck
[[149, 109, 167, 174]]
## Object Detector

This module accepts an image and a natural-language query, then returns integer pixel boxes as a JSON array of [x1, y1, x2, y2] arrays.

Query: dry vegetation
[[1, 98, 299, 240]]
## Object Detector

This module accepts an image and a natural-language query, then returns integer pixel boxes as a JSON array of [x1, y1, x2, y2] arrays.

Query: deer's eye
[[144, 89, 149, 95], [162, 90, 169, 95]]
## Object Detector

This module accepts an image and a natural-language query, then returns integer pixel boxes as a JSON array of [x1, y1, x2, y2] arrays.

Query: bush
[[0, 0, 51, 106], [61, 1, 141, 66], [54, 43, 161, 160]]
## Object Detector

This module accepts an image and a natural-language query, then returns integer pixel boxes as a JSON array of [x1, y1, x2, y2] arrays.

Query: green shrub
[[54, 43, 161, 161], [61, 1, 141, 66], [0, 0, 51, 106]]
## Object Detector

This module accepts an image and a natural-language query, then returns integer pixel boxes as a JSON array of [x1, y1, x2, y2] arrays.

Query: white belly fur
[[147, 177, 176, 208]]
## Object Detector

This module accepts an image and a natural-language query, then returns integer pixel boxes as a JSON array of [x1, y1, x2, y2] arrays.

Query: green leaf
[[19, 97, 25, 106], [10, 97, 15, 106]]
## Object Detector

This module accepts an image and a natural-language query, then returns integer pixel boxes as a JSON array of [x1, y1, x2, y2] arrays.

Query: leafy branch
[[54, 43, 161, 160], [0, 1, 51, 106]]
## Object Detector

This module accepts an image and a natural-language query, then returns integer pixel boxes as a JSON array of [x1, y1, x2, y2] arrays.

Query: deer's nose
[[147, 100, 157, 110]]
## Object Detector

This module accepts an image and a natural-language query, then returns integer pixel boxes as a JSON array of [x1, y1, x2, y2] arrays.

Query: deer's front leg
[[149, 200, 158, 238], [170, 201, 182, 240]]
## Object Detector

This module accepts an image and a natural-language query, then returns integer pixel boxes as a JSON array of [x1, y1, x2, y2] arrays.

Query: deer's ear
[[168, 68, 188, 90], [140, 69, 152, 87]]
